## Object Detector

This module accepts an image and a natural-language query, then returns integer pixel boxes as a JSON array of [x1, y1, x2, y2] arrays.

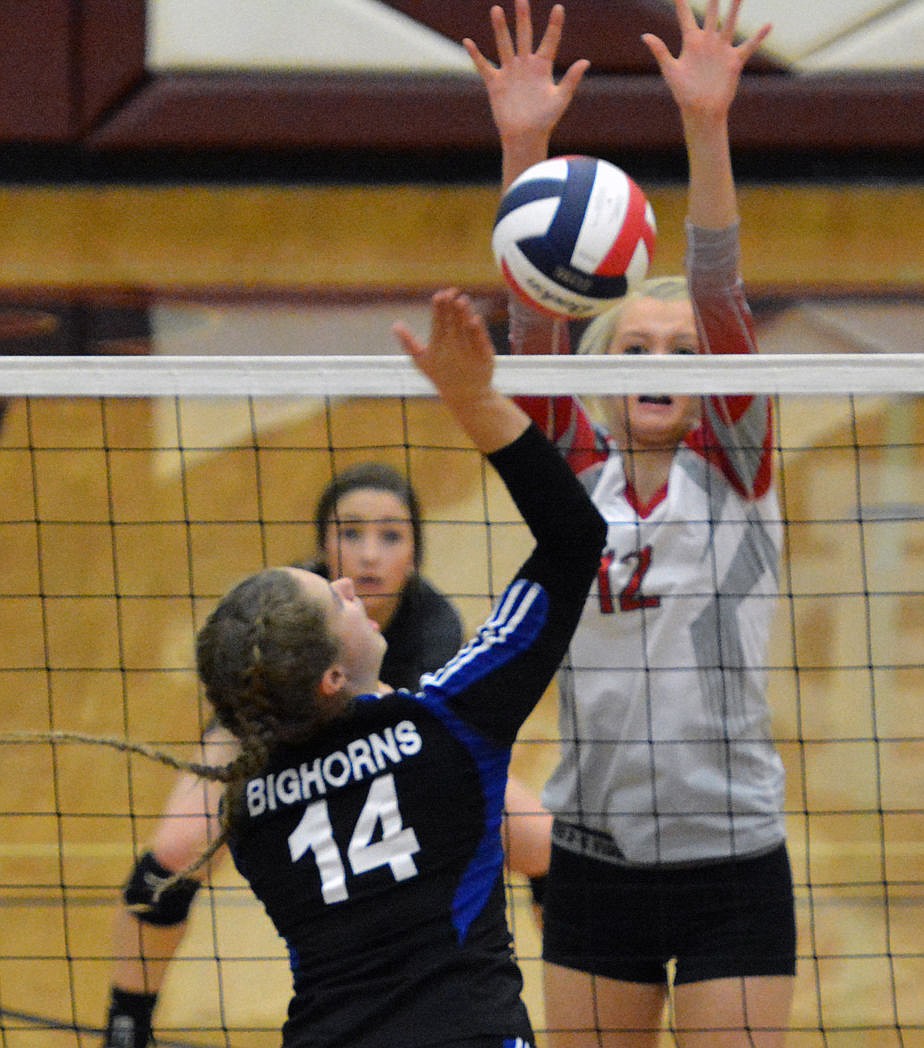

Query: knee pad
[[123, 850, 201, 927]]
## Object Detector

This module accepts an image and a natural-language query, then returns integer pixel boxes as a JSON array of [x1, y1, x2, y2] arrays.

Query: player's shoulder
[[401, 576, 463, 631]]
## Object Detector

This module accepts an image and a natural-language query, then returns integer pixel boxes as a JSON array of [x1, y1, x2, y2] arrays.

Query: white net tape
[[2, 351, 924, 397]]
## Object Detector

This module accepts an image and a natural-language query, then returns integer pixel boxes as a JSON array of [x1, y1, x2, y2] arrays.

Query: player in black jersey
[[103, 459, 552, 1048], [186, 288, 606, 1048]]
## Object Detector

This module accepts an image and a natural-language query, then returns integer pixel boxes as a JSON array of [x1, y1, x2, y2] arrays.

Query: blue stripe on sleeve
[[414, 579, 550, 940], [420, 580, 548, 696]]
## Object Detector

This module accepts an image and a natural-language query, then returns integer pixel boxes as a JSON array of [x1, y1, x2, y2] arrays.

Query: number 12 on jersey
[[598, 544, 660, 614]]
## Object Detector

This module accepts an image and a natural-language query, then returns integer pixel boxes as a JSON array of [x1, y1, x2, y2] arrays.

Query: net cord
[[2, 353, 923, 397]]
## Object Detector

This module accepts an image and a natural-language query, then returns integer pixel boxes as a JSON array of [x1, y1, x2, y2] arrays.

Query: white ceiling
[[147, 0, 924, 75], [147, 0, 478, 73], [726, 0, 924, 72]]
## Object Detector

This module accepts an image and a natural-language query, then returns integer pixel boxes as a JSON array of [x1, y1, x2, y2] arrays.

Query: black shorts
[[542, 833, 796, 985]]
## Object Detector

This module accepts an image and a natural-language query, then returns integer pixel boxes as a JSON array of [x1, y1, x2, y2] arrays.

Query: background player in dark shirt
[[180, 288, 606, 1047], [104, 456, 552, 1046], [300, 459, 464, 691]]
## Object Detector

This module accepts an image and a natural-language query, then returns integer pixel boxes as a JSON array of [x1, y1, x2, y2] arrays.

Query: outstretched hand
[[642, 0, 771, 123], [393, 289, 496, 406], [393, 289, 529, 455], [464, 0, 588, 182]]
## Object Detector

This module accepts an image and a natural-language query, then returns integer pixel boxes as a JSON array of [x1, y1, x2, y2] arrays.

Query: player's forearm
[[441, 388, 531, 456], [683, 113, 738, 230], [489, 422, 605, 567], [500, 131, 551, 192]]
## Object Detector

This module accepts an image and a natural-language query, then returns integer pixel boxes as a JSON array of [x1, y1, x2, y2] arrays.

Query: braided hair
[[1, 568, 349, 895], [196, 567, 345, 836], [0, 728, 237, 891]]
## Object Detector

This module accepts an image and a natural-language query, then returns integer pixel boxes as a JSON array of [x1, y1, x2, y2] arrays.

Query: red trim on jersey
[[509, 224, 774, 502], [623, 479, 668, 518], [687, 400, 774, 500]]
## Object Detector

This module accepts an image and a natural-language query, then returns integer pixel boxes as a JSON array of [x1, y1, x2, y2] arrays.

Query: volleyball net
[[0, 349, 922, 1047]]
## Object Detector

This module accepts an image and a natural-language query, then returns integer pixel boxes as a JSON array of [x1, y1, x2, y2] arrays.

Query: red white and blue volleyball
[[492, 155, 657, 320]]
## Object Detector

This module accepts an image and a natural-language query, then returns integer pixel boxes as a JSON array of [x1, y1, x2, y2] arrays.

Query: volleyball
[[492, 155, 657, 320]]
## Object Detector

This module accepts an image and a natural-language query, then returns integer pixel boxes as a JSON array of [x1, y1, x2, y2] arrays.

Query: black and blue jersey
[[228, 423, 607, 1048]]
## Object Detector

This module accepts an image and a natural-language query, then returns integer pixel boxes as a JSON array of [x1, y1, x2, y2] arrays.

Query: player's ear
[[319, 664, 346, 697]]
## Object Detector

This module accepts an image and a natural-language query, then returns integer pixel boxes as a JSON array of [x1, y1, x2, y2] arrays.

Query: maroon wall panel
[[0, 0, 74, 140], [84, 71, 924, 155], [0, 0, 920, 158], [0, 0, 144, 143], [78, 0, 146, 134]]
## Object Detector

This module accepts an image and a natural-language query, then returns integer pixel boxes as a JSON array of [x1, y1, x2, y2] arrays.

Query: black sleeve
[[443, 422, 607, 743], [487, 422, 605, 573]]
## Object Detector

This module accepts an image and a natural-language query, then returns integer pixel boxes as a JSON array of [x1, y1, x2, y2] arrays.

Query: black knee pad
[[123, 850, 201, 927]]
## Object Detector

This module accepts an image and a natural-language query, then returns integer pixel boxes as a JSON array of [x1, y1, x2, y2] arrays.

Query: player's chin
[[629, 410, 688, 445]]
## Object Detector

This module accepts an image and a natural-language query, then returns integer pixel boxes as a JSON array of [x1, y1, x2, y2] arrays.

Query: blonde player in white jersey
[[465, 1, 796, 1044]]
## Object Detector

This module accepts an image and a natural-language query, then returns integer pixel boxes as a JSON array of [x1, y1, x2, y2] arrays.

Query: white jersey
[[513, 223, 787, 865], [545, 442, 785, 864]]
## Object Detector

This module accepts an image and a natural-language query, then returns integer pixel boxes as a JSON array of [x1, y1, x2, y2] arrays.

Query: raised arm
[[642, 0, 771, 229], [464, 1, 594, 452], [392, 289, 605, 582], [395, 291, 606, 742], [644, 0, 774, 494]]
